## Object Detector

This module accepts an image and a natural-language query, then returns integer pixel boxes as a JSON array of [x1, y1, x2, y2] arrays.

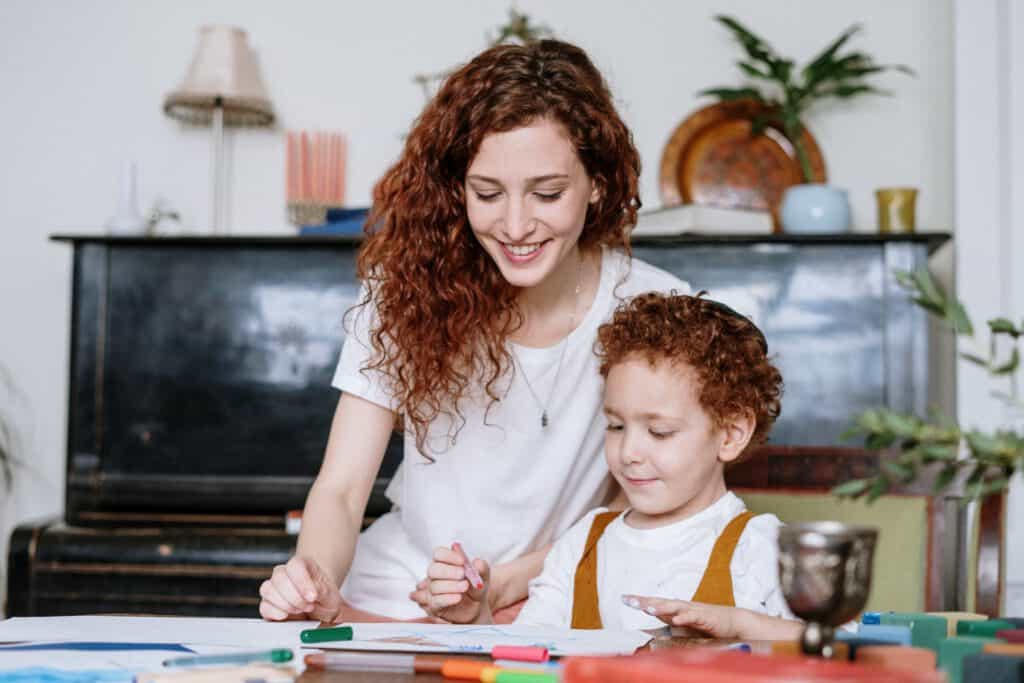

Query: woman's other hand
[[259, 556, 343, 623]]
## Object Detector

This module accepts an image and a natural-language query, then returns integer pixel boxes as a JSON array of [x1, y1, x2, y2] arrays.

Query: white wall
[[0, 1, 957, 611], [954, 0, 1024, 617]]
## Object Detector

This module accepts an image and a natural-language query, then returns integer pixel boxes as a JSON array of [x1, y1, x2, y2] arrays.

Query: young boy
[[421, 292, 802, 640]]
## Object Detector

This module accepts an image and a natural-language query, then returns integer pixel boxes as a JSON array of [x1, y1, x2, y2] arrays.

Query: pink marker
[[491, 645, 550, 662], [452, 542, 484, 590]]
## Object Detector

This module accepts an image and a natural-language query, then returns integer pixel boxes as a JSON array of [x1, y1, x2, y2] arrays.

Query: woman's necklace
[[514, 253, 584, 429]]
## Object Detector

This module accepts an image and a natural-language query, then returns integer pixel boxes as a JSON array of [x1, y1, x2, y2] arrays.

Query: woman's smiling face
[[464, 118, 598, 290]]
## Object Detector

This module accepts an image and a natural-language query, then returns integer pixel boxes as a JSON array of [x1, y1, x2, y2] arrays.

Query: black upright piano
[[5, 232, 947, 617]]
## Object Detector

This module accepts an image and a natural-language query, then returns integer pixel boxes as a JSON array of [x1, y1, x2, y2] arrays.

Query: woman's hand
[[259, 556, 343, 623], [411, 545, 492, 624]]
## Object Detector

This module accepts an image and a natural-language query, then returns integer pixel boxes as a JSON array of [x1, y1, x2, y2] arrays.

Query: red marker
[[453, 542, 484, 590]]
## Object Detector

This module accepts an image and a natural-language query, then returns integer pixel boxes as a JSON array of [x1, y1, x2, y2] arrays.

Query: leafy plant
[[412, 8, 553, 100], [701, 15, 914, 182], [834, 269, 1023, 503]]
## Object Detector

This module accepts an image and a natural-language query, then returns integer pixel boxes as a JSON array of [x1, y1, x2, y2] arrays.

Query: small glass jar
[[875, 187, 918, 234]]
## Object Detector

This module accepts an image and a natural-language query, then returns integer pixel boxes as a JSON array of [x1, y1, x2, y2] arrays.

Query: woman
[[259, 39, 686, 623]]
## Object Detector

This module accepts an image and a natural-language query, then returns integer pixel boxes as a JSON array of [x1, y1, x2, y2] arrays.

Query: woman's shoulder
[[604, 248, 690, 298]]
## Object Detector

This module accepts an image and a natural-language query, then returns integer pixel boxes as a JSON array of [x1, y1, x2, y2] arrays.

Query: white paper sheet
[[0, 617, 315, 649], [313, 622, 651, 656], [0, 616, 650, 662], [0, 643, 305, 675]]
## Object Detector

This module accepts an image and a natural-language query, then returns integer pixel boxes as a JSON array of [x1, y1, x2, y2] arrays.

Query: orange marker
[[442, 659, 491, 680], [453, 541, 484, 590]]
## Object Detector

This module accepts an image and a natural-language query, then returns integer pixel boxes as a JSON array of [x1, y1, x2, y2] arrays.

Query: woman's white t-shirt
[[332, 248, 687, 618], [515, 492, 796, 629]]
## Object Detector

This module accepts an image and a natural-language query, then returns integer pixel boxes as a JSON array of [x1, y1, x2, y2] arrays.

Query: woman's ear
[[589, 179, 601, 205], [718, 410, 756, 464]]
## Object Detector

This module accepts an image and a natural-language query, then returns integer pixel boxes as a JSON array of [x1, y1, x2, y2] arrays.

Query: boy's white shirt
[[332, 248, 689, 618], [514, 491, 797, 629]]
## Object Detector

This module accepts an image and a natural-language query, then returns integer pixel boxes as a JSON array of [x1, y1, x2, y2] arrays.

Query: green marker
[[163, 648, 293, 667], [300, 624, 354, 644], [494, 671, 559, 683]]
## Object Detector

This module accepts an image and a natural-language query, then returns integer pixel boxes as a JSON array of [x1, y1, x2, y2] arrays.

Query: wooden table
[[295, 636, 774, 681]]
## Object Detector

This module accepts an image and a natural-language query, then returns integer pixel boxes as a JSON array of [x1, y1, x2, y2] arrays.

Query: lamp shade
[[164, 25, 274, 126]]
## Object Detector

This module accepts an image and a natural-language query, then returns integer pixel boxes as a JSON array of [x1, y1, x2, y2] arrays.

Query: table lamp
[[163, 25, 274, 233]]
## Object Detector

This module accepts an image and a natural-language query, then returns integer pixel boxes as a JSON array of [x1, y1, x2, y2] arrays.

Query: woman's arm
[[488, 543, 552, 610], [259, 392, 396, 622]]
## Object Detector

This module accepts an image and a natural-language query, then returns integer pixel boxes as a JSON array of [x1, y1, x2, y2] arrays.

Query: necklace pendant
[[541, 412, 549, 428]]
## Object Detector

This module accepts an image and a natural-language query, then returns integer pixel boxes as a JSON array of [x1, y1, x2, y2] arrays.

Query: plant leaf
[[992, 348, 1020, 375], [698, 87, 765, 102], [945, 300, 974, 336], [820, 84, 887, 99], [750, 113, 772, 136], [738, 61, 772, 80], [883, 461, 915, 482], [803, 24, 862, 83], [932, 464, 959, 493], [832, 478, 871, 498], [920, 442, 958, 462], [965, 431, 1009, 459], [715, 16, 778, 68], [894, 269, 917, 290], [911, 268, 945, 308], [979, 476, 1010, 497], [989, 318, 1022, 337], [866, 475, 890, 503], [865, 432, 897, 451], [960, 352, 989, 368], [881, 411, 920, 438]]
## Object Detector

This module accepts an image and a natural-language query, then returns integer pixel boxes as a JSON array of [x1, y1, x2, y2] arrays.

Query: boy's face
[[603, 356, 749, 529]]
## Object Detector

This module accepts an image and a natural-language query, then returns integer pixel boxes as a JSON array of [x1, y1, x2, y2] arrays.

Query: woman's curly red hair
[[355, 40, 641, 453], [596, 292, 783, 460]]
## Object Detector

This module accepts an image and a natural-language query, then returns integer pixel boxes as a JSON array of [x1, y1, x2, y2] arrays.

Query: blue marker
[[722, 642, 751, 653]]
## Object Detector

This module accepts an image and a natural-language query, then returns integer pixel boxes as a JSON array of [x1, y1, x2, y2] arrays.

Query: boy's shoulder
[[554, 506, 617, 555], [567, 506, 615, 535], [736, 511, 785, 556]]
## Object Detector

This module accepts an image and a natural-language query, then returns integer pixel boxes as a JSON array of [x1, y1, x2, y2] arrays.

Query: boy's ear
[[718, 410, 756, 464]]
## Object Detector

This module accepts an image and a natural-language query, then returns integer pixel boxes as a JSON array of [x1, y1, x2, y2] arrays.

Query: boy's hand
[[622, 595, 739, 638], [259, 556, 343, 623], [410, 545, 492, 624]]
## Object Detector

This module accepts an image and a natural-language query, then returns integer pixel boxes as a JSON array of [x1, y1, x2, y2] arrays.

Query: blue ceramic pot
[[780, 184, 851, 234]]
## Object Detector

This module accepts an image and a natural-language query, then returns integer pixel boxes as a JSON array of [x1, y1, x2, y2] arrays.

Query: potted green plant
[[835, 268, 1023, 502], [701, 16, 913, 233]]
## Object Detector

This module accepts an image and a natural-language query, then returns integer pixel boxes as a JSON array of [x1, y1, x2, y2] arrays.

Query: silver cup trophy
[[777, 522, 878, 657]]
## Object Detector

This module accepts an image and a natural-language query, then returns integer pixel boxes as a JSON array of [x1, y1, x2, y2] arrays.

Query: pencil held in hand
[[452, 542, 484, 590]]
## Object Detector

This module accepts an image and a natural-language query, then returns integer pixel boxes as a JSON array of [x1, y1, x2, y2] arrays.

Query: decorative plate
[[658, 100, 826, 231]]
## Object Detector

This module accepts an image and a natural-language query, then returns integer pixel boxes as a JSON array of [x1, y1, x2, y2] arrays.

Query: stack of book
[[632, 204, 773, 236]]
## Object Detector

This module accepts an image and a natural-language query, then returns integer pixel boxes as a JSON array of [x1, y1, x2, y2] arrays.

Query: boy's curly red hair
[[596, 292, 783, 459], [355, 40, 641, 453]]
